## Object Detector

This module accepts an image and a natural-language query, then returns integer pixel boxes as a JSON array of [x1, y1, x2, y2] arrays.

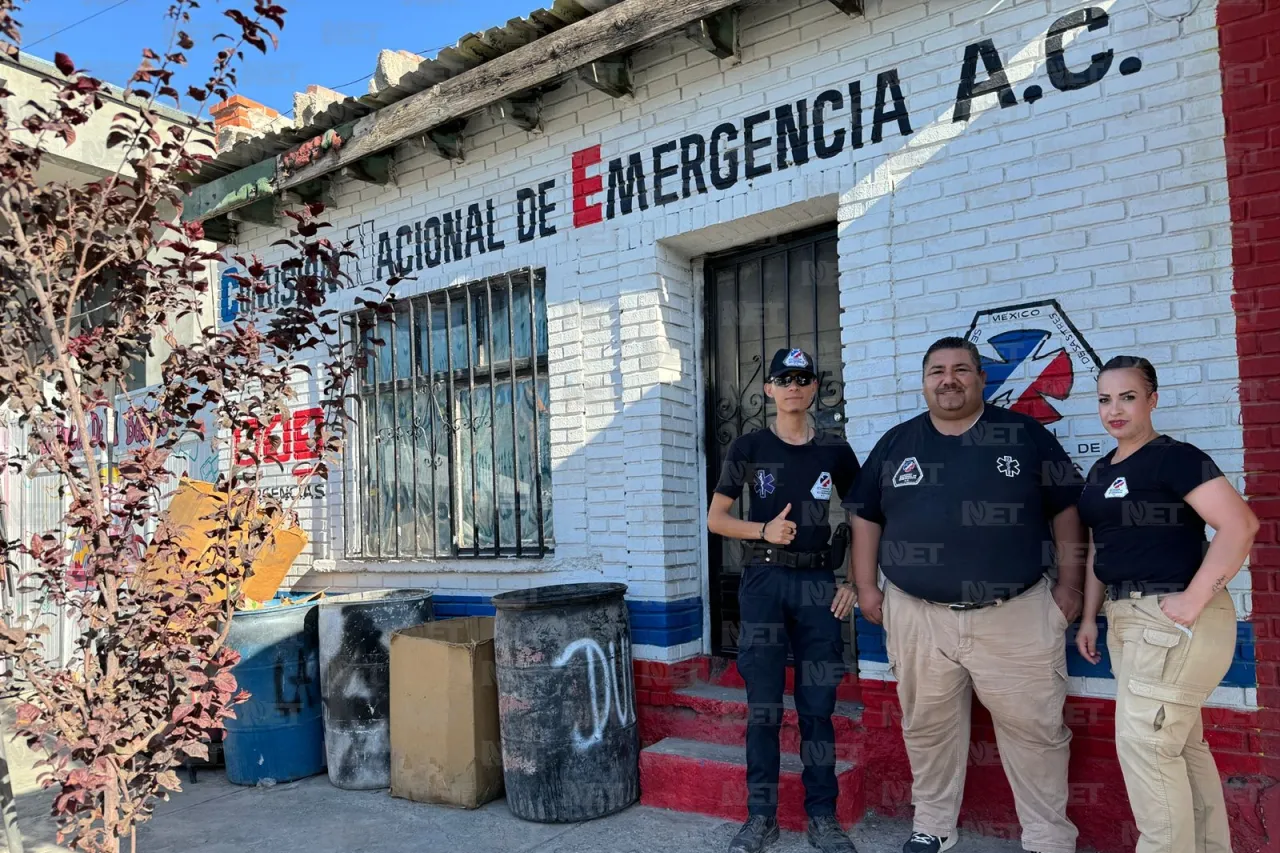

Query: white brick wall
[[210, 0, 1246, 686]]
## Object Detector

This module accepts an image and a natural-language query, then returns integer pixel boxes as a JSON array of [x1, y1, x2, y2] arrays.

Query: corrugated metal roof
[[193, 0, 625, 183]]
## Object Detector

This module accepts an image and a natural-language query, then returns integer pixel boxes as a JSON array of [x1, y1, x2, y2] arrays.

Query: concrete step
[[638, 683, 865, 762], [639, 737, 865, 833]]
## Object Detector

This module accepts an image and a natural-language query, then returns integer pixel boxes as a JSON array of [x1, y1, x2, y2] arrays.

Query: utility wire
[[25, 0, 136, 49]]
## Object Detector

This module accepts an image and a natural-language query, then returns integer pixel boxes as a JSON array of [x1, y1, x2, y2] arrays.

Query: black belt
[[927, 597, 1008, 611], [746, 543, 832, 570], [1107, 579, 1188, 600]]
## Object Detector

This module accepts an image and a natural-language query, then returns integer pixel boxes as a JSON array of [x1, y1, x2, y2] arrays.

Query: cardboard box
[[389, 616, 504, 809]]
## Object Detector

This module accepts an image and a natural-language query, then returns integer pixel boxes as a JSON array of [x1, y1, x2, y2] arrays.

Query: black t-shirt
[[843, 405, 1083, 603], [1077, 435, 1224, 588], [714, 426, 860, 553]]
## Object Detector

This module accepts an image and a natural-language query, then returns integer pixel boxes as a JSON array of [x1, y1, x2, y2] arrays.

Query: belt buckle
[[947, 602, 973, 611]]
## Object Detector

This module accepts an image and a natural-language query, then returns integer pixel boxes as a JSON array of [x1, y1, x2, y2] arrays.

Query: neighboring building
[[182, 0, 1280, 850], [0, 51, 220, 665]]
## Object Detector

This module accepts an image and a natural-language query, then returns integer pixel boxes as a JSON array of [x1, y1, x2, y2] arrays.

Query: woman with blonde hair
[[1075, 355, 1258, 853]]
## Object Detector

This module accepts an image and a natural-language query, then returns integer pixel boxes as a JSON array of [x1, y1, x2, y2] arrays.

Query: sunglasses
[[769, 373, 815, 387]]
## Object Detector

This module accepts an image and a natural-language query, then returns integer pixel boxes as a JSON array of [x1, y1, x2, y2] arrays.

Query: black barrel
[[491, 582, 639, 823], [318, 588, 434, 790]]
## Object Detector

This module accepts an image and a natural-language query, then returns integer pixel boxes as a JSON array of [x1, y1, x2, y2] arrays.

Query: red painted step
[[711, 661, 861, 703], [639, 684, 864, 762], [640, 737, 865, 832]]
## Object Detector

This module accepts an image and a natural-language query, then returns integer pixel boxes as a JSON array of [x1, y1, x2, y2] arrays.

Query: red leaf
[[54, 53, 75, 76]]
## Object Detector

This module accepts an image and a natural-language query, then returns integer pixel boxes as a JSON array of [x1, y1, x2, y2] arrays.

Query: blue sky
[[20, 0, 541, 119]]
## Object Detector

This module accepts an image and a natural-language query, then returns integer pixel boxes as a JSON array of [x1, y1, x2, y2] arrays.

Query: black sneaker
[[728, 815, 780, 853], [807, 815, 858, 852], [903, 831, 958, 853]]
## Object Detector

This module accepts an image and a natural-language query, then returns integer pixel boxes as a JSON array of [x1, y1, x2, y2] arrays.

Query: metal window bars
[[342, 268, 553, 560]]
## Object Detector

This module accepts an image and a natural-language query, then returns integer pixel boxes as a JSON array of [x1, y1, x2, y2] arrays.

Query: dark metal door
[[703, 225, 847, 656]]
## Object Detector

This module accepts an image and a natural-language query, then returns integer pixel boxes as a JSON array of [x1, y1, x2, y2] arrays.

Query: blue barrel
[[223, 598, 325, 785]]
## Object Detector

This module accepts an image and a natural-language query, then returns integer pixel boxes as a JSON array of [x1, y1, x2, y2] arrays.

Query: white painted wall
[[218, 0, 1245, 695]]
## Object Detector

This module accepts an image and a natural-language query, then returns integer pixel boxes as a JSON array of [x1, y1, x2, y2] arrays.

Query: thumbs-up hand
[[763, 503, 797, 545]]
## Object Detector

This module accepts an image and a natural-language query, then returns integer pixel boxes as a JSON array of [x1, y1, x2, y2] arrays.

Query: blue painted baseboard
[[429, 593, 704, 648]]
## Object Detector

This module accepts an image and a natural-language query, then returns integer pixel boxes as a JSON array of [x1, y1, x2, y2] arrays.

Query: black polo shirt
[[714, 427, 860, 553], [1077, 435, 1224, 589], [844, 405, 1083, 603]]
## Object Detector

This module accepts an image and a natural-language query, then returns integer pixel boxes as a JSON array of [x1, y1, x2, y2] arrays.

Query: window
[[343, 268, 553, 559]]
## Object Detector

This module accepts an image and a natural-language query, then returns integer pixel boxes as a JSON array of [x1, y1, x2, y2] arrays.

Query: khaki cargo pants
[[883, 577, 1078, 853], [1103, 588, 1236, 853]]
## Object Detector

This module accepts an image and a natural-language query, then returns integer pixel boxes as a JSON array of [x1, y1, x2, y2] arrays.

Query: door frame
[[699, 221, 842, 659]]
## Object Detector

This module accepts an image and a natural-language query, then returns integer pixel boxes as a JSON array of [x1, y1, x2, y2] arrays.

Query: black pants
[[737, 561, 846, 819]]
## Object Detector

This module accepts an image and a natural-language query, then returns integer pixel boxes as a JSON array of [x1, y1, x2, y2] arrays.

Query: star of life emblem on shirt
[[754, 471, 776, 499], [997, 456, 1021, 478], [1105, 477, 1128, 498], [892, 457, 923, 488]]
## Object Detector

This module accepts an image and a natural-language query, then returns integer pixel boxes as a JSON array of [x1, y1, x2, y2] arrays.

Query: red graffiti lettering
[[123, 412, 148, 446], [572, 145, 603, 228]]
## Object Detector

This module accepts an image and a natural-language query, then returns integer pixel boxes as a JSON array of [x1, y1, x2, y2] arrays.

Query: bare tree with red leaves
[[0, 3, 390, 851]]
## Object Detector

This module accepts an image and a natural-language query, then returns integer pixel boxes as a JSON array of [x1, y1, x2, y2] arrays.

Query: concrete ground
[[0, 705, 1025, 853]]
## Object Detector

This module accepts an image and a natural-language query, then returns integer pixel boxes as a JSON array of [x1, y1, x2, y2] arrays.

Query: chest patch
[[754, 470, 776, 499], [1105, 477, 1128, 498], [997, 455, 1021, 478], [811, 471, 833, 500], [892, 457, 923, 488]]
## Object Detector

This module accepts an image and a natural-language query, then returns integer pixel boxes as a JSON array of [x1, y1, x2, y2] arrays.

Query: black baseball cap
[[768, 347, 817, 379]]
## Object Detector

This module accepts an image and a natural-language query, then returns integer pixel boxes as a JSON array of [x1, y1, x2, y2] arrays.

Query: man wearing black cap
[[707, 347, 862, 853]]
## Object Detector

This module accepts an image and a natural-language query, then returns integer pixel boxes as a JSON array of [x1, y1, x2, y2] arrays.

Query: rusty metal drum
[[491, 582, 639, 823], [318, 589, 434, 790]]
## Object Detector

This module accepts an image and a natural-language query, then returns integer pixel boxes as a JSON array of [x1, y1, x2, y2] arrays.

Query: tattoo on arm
[[1211, 575, 1228, 593]]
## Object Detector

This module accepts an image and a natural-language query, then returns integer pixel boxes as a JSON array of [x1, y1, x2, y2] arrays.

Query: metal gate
[[703, 224, 848, 656]]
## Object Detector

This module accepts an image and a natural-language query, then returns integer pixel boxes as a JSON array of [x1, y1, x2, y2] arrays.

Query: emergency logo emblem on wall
[[965, 300, 1101, 426], [754, 470, 776, 499], [892, 457, 923, 488], [811, 471, 833, 500], [1106, 477, 1129, 498]]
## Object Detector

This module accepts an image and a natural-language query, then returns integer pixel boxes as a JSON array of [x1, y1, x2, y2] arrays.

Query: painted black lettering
[[442, 211, 463, 263], [375, 231, 395, 281], [743, 110, 772, 179], [538, 179, 557, 238], [1046, 8, 1113, 91], [607, 154, 650, 218], [680, 133, 708, 197], [952, 39, 1018, 123], [414, 221, 423, 270], [466, 203, 486, 256], [652, 140, 680, 205], [423, 217, 442, 267], [709, 123, 739, 190], [395, 224, 414, 274], [872, 70, 913, 144], [850, 81, 864, 150], [516, 188, 536, 243], [774, 100, 811, 169], [485, 199, 505, 251], [813, 89, 846, 159]]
